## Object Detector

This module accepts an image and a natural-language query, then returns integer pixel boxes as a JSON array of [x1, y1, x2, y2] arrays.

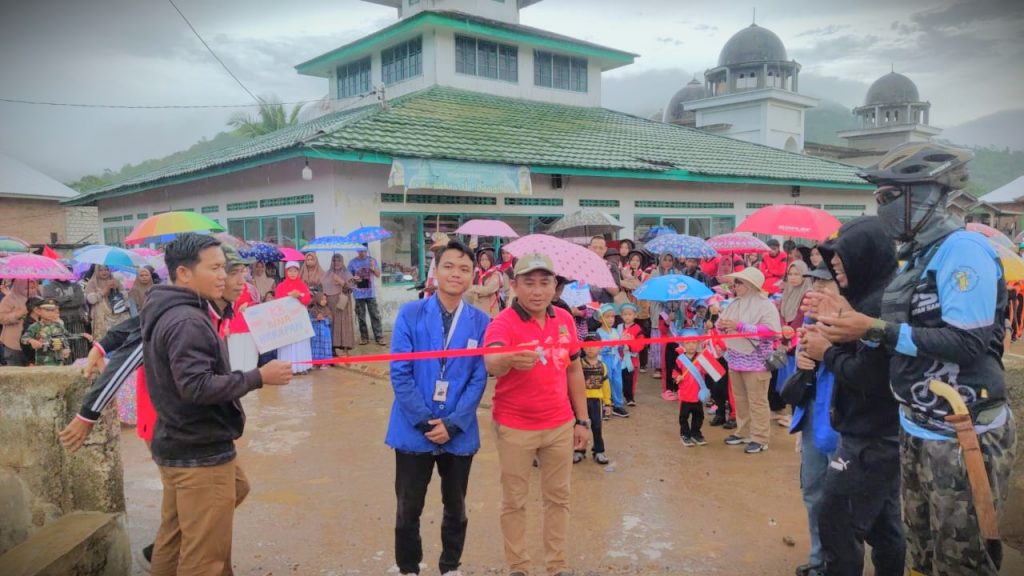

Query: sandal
[[593, 453, 609, 465]]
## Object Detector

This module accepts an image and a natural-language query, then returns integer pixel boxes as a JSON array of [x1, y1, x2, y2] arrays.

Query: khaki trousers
[[493, 420, 574, 576], [730, 370, 772, 445], [151, 459, 250, 576]]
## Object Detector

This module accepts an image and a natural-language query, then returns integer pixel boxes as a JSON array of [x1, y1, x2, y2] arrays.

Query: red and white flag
[[696, 348, 726, 382], [705, 330, 726, 359]]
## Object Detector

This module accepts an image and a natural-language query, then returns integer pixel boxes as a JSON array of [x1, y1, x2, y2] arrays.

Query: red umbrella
[[735, 205, 841, 241], [278, 246, 306, 262]]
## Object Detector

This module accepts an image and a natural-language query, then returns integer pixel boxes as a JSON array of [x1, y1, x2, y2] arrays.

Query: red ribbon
[[302, 331, 779, 366]]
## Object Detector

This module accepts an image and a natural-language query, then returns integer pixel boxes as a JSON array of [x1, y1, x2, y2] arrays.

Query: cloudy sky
[[1, 0, 1021, 183]]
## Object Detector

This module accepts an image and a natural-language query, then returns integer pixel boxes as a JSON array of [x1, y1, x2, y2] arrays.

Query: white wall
[[400, 0, 520, 23]]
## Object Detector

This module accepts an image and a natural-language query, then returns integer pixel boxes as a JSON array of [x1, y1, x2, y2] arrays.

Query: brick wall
[[64, 206, 100, 245], [0, 199, 99, 246]]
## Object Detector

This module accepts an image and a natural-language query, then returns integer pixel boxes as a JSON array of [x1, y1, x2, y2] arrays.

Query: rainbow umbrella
[[124, 211, 224, 245], [342, 226, 392, 244], [644, 234, 718, 259], [706, 233, 770, 254], [300, 236, 365, 253], [0, 253, 73, 280], [987, 239, 1024, 282], [130, 247, 163, 257], [73, 245, 148, 268], [0, 235, 32, 255]]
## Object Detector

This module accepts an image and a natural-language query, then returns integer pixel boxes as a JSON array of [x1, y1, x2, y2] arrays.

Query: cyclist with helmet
[[808, 142, 1016, 576]]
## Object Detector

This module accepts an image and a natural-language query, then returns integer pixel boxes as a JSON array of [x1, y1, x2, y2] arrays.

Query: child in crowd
[[596, 304, 629, 418], [673, 329, 710, 446], [21, 299, 70, 366], [618, 303, 644, 407], [661, 301, 689, 401], [256, 291, 278, 367], [309, 292, 333, 367], [576, 334, 612, 465]]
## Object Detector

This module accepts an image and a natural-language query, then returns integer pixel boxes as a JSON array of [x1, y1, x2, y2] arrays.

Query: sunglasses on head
[[874, 185, 906, 206]]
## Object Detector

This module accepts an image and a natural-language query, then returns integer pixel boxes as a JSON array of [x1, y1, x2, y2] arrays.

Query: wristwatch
[[865, 318, 887, 343], [575, 418, 591, 429]]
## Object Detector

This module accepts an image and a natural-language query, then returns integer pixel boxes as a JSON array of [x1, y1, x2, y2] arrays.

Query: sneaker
[[745, 442, 768, 454], [795, 564, 825, 576], [652, 371, 662, 379], [602, 412, 610, 421], [680, 436, 696, 447], [626, 400, 637, 407], [724, 434, 748, 446], [639, 368, 647, 373], [693, 434, 707, 446], [611, 407, 630, 418], [722, 419, 737, 430], [593, 452, 609, 465], [135, 543, 154, 574], [709, 414, 726, 427], [442, 571, 463, 576], [573, 451, 585, 464]]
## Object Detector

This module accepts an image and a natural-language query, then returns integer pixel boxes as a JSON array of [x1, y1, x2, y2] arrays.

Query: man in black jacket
[[143, 234, 292, 576], [801, 217, 905, 576]]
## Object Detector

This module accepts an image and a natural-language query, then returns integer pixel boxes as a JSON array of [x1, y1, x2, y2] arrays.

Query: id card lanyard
[[438, 301, 465, 380]]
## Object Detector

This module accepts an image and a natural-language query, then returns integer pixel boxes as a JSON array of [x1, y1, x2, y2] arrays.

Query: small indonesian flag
[[696, 348, 726, 382], [706, 330, 726, 359]]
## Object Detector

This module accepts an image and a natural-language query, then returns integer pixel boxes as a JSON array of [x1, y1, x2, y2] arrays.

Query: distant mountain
[[804, 99, 860, 146], [941, 109, 1024, 152]]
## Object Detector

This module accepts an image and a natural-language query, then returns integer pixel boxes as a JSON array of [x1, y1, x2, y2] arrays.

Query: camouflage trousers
[[901, 407, 1017, 576]]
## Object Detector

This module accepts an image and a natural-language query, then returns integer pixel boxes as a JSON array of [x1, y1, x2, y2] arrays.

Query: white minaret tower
[[363, 0, 545, 24]]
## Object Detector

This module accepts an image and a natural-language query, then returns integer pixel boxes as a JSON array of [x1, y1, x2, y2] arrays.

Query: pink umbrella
[[279, 246, 306, 262], [706, 233, 770, 254], [736, 205, 841, 241], [502, 234, 615, 287], [130, 247, 163, 257], [966, 223, 1014, 249], [455, 219, 520, 238], [0, 253, 74, 280]]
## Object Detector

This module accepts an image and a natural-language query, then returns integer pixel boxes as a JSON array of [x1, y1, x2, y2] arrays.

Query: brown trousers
[[730, 370, 772, 445], [151, 459, 250, 576], [493, 420, 574, 576]]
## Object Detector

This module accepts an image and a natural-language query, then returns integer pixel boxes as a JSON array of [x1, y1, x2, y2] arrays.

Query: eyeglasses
[[874, 185, 905, 206]]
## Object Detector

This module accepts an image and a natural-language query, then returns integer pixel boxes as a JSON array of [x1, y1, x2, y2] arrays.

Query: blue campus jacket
[[385, 297, 490, 456], [789, 363, 839, 454]]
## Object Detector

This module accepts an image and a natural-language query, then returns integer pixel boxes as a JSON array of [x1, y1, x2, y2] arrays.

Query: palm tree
[[227, 96, 305, 138]]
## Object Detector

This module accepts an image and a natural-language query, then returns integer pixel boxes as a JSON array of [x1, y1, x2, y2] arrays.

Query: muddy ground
[[121, 351, 1024, 575]]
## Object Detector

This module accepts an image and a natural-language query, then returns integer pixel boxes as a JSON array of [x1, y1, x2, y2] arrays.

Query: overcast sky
[[1, 0, 1021, 183]]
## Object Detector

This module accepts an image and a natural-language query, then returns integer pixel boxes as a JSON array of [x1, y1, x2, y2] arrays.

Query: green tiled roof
[[68, 86, 867, 205]]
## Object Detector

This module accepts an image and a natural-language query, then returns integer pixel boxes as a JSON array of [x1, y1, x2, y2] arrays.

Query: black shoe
[[722, 419, 737, 430], [709, 414, 726, 427], [724, 434, 748, 446], [680, 436, 696, 447], [693, 434, 707, 446], [611, 407, 630, 418], [626, 400, 636, 407], [744, 441, 768, 454], [795, 564, 824, 576]]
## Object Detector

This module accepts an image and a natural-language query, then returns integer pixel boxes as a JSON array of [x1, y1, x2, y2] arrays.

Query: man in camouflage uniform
[[21, 299, 70, 366], [814, 142, 1017, 576]]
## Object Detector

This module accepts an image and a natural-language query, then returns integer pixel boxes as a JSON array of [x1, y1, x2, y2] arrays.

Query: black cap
[[804, 264, 835, 282]]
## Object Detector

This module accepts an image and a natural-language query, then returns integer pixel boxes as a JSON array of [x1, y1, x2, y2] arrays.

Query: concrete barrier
[[0, 367, 129, 575]]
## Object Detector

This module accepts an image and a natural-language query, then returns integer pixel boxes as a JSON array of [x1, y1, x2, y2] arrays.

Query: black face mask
[[876, 183, 954, 244]]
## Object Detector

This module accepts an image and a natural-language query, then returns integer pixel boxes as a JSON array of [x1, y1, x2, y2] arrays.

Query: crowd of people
[[2, 141, 1011, 576]]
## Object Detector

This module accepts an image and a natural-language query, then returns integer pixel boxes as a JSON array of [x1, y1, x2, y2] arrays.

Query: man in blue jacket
[[386, 240, 490, 576]]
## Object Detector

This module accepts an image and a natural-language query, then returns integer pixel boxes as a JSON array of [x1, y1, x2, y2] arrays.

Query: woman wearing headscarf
[[251, 260, 276, 299], [275, 261, 313, 374], [716, 267, 782, 454], [0, 279, 35, 366], [772, 260, 813, 427], [126, 266, 158, 312], [322, 253, 355, 354], [466, 246, 502, 318], [85, 265, 131, 341], [646, 252, 679, 379], [300, 252, 325, 294]]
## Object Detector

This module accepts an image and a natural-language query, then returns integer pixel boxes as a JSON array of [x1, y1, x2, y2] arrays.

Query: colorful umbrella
[[124, 211, 224, 245], [213, 232, 251, 251], [455, 219, 520, 238], [641, 225, 677, 242], [0, 253, 73, 280], [240, 241, 283, 263], [966, 223, 1014, 249], [0, 235, 32, 255], [73, 245, 148, 268], [987, 239, 1024, 282], [502, 234, 616, 288], [130, 247, 163, 257], [546, 210, 623, 239], [343, 226, 392, 244], [644, 234, 718, 259], [634, 274, 714, 302], [300, 236, 365, 253], [279, 246, 306, 262], [736, 205, 841, 241], [706, 233, 771, 254]]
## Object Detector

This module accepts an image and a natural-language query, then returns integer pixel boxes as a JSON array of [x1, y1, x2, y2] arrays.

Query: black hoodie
[[819, 217, 900, 437], [141, 285, 262, 466]]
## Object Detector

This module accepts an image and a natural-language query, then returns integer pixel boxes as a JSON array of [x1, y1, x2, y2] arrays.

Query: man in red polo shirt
[[484, 252, 590, 576]]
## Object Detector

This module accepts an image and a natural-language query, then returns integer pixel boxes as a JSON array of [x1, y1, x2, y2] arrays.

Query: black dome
[[718, 24, 788, 67], [864, 72, 920, 105], [665, 78, 708, 121]]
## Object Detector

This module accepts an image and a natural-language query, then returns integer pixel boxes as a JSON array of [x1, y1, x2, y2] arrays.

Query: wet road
[[121, 356, 1022, 575]]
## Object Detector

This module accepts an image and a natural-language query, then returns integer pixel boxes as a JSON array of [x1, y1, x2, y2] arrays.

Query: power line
[[166, 0, 262, 106]]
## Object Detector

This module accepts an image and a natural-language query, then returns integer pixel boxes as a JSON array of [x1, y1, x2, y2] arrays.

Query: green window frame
[[745, 202, 771, 209], [137, 213, 148, 220], [381, 36, 422, 85], [260, 194, 314, 208], [337, 56, 371, 98], [580, 199, 619, 208], [634, 214, 736, 239], [102, 226, 134, 247], [227, 201, 258, 211], [226, 212, 315, 248], [636, 200, 734, 209], [201, 205, 219, 214], [824, 204, 867, 211], [505, 197, 563, 206], [534, 50, 587, 92], [102, 215, 124, 223], [382, 193, 497, 205], [455, 35, 518, 82]]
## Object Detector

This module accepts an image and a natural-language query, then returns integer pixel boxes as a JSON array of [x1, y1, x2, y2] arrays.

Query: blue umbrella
[[641, 225, 677, 242], [300, 236, 365, 253], [634, 274, 714, 302], [72, 245, 147, 268], [342, 226, 392, 244], [644, 234, 717, 259], [239, 241, 283, 263]]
